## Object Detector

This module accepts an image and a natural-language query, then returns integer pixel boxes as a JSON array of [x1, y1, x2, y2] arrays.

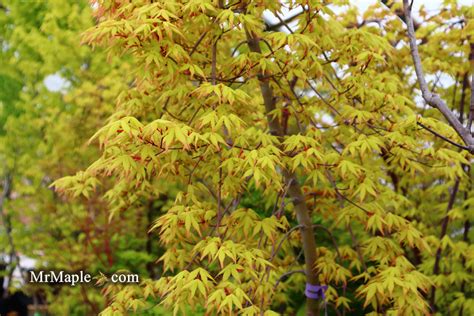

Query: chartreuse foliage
[[50, 0, 474, 315], [0, 0, 472, 315]]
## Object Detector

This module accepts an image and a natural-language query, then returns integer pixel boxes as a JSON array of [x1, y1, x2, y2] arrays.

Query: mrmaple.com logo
[[28, 270, 139, 286]]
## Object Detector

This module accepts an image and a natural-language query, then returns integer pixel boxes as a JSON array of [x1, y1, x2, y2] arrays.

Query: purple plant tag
[[305, 283, 328, 300]]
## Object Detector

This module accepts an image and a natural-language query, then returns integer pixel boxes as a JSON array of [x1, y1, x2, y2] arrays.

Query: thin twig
[[264, 9, 306, 32], [416, 121, 470, 151], [272, 269, 305, 291], [189, 31, 208, 56]]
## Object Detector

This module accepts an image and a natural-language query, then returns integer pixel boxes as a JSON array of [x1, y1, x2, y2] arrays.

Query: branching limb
[[273, 269, 305, 291], [381, 0, 420, 30], [416, 121, 471, 151], [403, 0, 474, 153], [189, 31, 208, 56], [264, 8, 306, 32], [468, 43, 474, 132]]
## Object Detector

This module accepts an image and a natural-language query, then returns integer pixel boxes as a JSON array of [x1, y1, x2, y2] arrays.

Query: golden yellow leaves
[[151, 204, 216, 244], [356, 257, 432, 314], [343, 134, 385, 157], [192, 83, 252, 107], [158, 268, 214, 315], [59, 0, 474, 315], [207, 283, 252, 314], [155, 237, 276, 315], [50, 170, 100, 198], [314, 248, 352, 286]]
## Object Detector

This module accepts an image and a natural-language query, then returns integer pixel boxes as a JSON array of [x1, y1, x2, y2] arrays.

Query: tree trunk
[[245, 30, 320, 315]]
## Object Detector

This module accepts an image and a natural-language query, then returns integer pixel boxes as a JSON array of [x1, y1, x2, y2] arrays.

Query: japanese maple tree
[[3, 0, 472, 315]]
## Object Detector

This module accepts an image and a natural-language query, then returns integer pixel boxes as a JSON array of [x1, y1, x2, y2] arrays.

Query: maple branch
[[351, 19, 382, 29], [189, 31, 208, 56], [468, 43, 474, 132], [416, 122, 471, 151], [264, 9, 306, 32], [270, 224, 302, 262], [427, 73, 468, 305], [272, 178, 293, 218], [403, 0, 474, 153], [231, 40, 248, 57], [381, 0, 420, 30], [458, 45, 473, 309], [273, 11, 295, 33], [271, 224, 340, 264], [458, 74, 468, 122], [273, 269, 305, 290]]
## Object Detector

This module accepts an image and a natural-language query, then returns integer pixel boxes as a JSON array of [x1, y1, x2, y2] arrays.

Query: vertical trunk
[[245, 30, 320, 315]]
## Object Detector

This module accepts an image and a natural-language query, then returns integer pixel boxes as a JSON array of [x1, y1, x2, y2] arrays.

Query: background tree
[[0, 1, 162, 314]]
